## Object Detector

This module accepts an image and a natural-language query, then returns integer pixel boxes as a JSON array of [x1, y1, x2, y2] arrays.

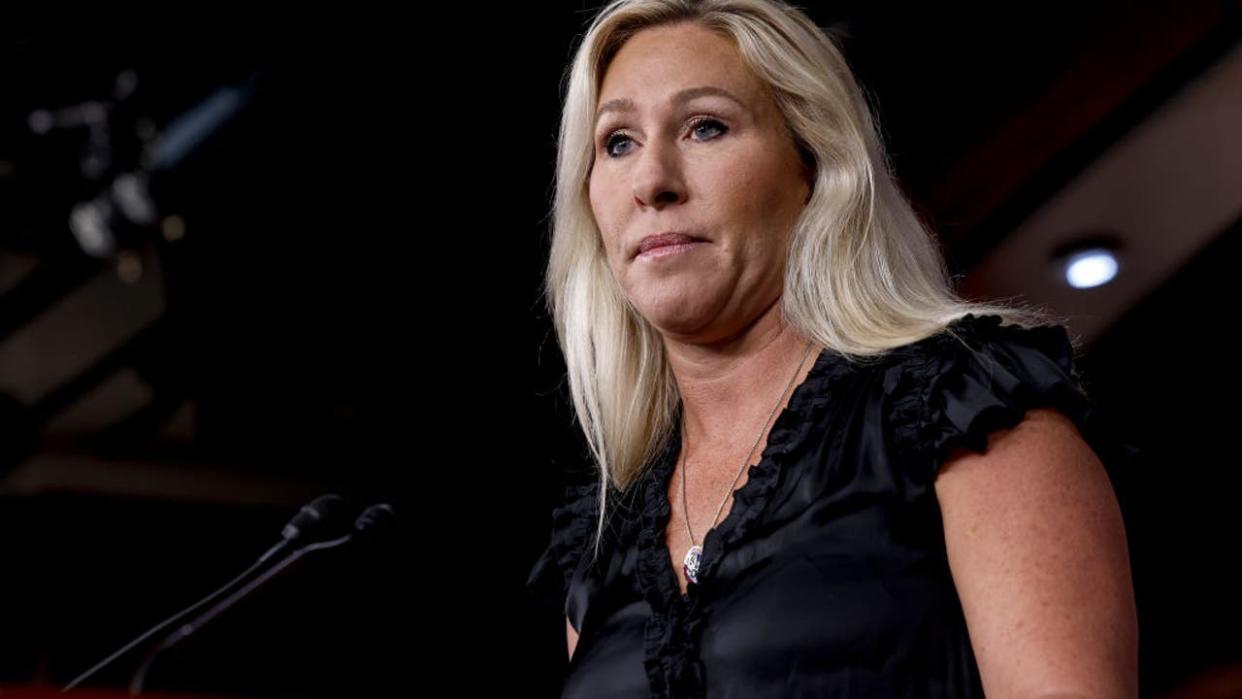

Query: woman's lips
[[637, 232, 705, 257], [637, 240, 706, 259]]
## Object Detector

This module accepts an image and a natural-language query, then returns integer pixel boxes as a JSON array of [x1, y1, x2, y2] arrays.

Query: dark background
[[0, 3, 1237, 697]]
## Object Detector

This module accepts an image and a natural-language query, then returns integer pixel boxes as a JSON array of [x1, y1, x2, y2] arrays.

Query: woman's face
[[588, 21, 812, 345]]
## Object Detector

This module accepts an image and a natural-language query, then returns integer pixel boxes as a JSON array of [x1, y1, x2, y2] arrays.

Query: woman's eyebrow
[[594, 85, 748, 126]]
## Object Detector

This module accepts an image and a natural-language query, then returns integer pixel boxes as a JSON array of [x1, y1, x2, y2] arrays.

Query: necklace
[[678, 339, 816, 586]]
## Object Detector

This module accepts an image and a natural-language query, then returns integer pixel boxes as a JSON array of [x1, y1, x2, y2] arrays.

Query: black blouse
[[526, 313, 1135, 698]]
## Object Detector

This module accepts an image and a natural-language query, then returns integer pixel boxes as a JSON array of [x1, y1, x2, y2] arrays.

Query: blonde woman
[[526, 1, 1139, 696]]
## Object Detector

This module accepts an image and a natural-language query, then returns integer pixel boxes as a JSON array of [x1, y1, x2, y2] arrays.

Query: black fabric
[[526, 313, 1136, 698]]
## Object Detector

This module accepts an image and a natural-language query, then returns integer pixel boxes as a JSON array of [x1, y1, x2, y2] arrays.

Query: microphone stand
[[62, 494, 347, 693], [62, 537, 288, 693], [127, 533, 355, 695]]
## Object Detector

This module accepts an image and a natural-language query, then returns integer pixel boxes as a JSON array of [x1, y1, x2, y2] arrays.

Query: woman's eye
[[601, 118, 728, 158], [603, 132, 632, 158], [689, 117, 727, 141]]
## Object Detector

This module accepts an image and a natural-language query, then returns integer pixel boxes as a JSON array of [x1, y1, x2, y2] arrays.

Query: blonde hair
[[542, 0, 1065, 564]]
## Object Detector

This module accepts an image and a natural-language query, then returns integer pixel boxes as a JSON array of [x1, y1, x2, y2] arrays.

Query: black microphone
[[126, 503, 398, 695], [61, 494, 350, 693], [263, 494, 352, 563], [350, 503, 398, 545]]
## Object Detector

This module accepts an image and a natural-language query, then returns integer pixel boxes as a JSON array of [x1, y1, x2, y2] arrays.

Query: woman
[[527, 0, 1139, 696]]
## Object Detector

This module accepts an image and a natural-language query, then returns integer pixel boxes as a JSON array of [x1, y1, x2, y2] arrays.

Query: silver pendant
[[683, 544, 703, 585]]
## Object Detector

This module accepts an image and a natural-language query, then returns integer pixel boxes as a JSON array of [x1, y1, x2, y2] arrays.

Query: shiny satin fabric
[[527, 313, 1133, 698]]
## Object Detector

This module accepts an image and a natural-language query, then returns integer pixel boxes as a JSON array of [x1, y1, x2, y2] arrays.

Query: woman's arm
[[934, 407, 1138, 699], [567, 616, 579, 662]]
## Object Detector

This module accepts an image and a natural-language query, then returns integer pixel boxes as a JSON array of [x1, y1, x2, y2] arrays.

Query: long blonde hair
[[542, 0, 1065, 563]]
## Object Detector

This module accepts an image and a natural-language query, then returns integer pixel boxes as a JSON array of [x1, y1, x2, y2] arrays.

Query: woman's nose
[[631, 136, 686, 208]]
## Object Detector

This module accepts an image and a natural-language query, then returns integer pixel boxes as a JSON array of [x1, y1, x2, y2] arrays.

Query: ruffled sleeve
[[885, 313, 1141, 498], [525, 480, 599, 618]]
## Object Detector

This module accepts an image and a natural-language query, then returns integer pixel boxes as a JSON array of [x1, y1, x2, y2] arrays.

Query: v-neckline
[[641, 344, 842, 605]]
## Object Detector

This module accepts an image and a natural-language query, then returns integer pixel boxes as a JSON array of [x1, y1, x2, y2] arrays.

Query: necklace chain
[[677, 339, 816, 586]]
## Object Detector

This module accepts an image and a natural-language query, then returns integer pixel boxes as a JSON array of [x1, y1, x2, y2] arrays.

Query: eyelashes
[[600, 117, 729, 159]]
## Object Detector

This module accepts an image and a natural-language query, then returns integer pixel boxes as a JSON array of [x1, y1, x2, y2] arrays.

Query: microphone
[[262, 493, 352, 563], [350, 503, 398, 545], [61, 494, 351, 693], [127, 502, 398, 695]]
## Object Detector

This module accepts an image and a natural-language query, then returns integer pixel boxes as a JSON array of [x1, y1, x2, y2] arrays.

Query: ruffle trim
[[886, 312, 1132, 497], [636, 344, 857, 698], [525, 479, 599, 617]]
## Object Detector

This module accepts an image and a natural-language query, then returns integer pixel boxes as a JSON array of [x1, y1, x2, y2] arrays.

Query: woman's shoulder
[[878, 312, 1081, 377], [525, 478, 600, 616], [876, 312, 1134, 495]]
